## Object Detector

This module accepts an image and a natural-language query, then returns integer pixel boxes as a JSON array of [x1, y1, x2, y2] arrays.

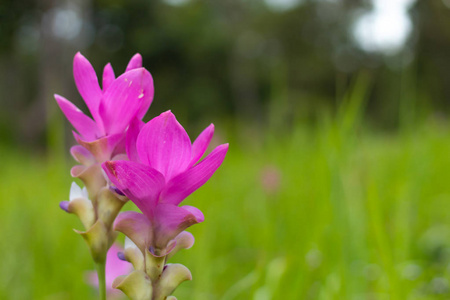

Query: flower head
[[55, 52, 154, 161], [102, 111, 228, 254]]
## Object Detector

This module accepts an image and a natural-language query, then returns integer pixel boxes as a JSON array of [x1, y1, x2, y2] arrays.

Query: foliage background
[[2, 0, 450, 299]]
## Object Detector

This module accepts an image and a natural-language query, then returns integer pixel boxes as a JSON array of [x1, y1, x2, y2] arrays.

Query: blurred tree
[[0, 0, 449, 149]]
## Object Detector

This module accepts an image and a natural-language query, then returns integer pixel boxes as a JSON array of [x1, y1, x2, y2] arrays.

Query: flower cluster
[[56, 53, 228, 299]]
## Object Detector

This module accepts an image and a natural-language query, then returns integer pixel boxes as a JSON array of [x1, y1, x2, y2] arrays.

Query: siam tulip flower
[[87, 243, 133, 299], [55, 53, 155, 300], [55, 52, 230, 299], [102, 111, 229, 256], [55, 52, 154, 162], [101, 111, 227, 299]]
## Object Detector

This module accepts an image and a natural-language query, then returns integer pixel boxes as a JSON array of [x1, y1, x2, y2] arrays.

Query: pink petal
[[126, 118, 145, 163], [190, 124, 214, 167], [111, 134, 127, 158], [125, 54, 153, 119], [70, 164, 86, 178], [137, 111, 192, 181], [106, 244, 132, 281], [99, 68, 153, 135], [54, 94, 99, 141], [70, 145, 95, 166], [160, 143, 229, 205], [73, 52, 103, 126], [102, 63, 115, 92], [102, 160, 165, 217], [153, 204, 204, 250], [135, 80, 154, 120], [73, 131, 125, 162], [167, 231, 195, 260], [114, 211, 153, 253], [125, 53, 143, 72]]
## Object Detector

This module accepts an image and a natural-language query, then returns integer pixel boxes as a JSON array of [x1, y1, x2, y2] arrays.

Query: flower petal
[[105, 244, 132, 285], [73, 131, 125, 162], [112, 270, 152, 299], [126, 118, 145, 163], [99, 68, 153, 135], [160, 143, 229, 205], [190, 124, 214, 167], [102, 63, 115, 92], [102, 160, 165, 217], [156, 264, 192, 299], [124, 54, 153, 119], [55, 94, 99, 141], [124, 236, 145, 271], [111, 136, 127, 158], [67, 196, 95, 229], [70, 181, 84, 201], [70, 163, 106, 200], [73, 52, 103, 125], [125, 53, 143, 72], [74, 219, 111, 263], [167, 231, 195, 260], [70, 145, 95, 166], [153, 204, 204, 250], [137, 111, 192, 180], [96, 187, 127, 227], [125, 236, 139, 250], [114, 211, 153, 253], [59, 201, 69, 212]]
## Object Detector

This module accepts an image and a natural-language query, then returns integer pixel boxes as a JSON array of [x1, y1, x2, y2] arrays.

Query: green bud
[[97, 187, 126, 227], [71, 164, 106, 201], [167, 231, 195, 260], [67, 197, 95, 229], [153, 264, 192, 300], [124, 237, 145, 271], [112, 270, 152, 300], [75, 219, 115, 264]]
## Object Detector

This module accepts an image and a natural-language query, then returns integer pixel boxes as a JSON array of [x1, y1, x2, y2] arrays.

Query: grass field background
[[2, 84, 450, 299]]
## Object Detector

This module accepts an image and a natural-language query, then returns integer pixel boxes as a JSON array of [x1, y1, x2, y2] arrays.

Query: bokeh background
[[3, 0, 450, 299]]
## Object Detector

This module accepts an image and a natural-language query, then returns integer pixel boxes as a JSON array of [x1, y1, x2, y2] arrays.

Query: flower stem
[[96, 261, 107, 300]]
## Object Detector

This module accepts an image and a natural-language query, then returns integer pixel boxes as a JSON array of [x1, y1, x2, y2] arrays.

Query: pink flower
[[55, 52, 154, 160], [102, 111, 228, 255], [87, 244, 132, 297]]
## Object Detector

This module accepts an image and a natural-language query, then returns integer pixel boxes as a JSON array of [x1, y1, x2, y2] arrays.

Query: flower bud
[[97, 187, 127, 227], [124, 237, 144, 271], [60, 182, 95, 229], [66, 198, 95, 229], [153, 264, 192, 300], [112, 270, 152, 300], [70, 145, 95, 166], [71, 164, 106, 201], [167, 231, 195, 260], [75, 219, 115, 264]]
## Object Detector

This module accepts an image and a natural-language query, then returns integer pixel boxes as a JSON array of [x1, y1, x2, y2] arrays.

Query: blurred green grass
[[3, 84, 450, 299]]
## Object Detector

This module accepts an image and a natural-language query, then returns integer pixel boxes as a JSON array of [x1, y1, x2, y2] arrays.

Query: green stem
[[96, 261, 107, 300]]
